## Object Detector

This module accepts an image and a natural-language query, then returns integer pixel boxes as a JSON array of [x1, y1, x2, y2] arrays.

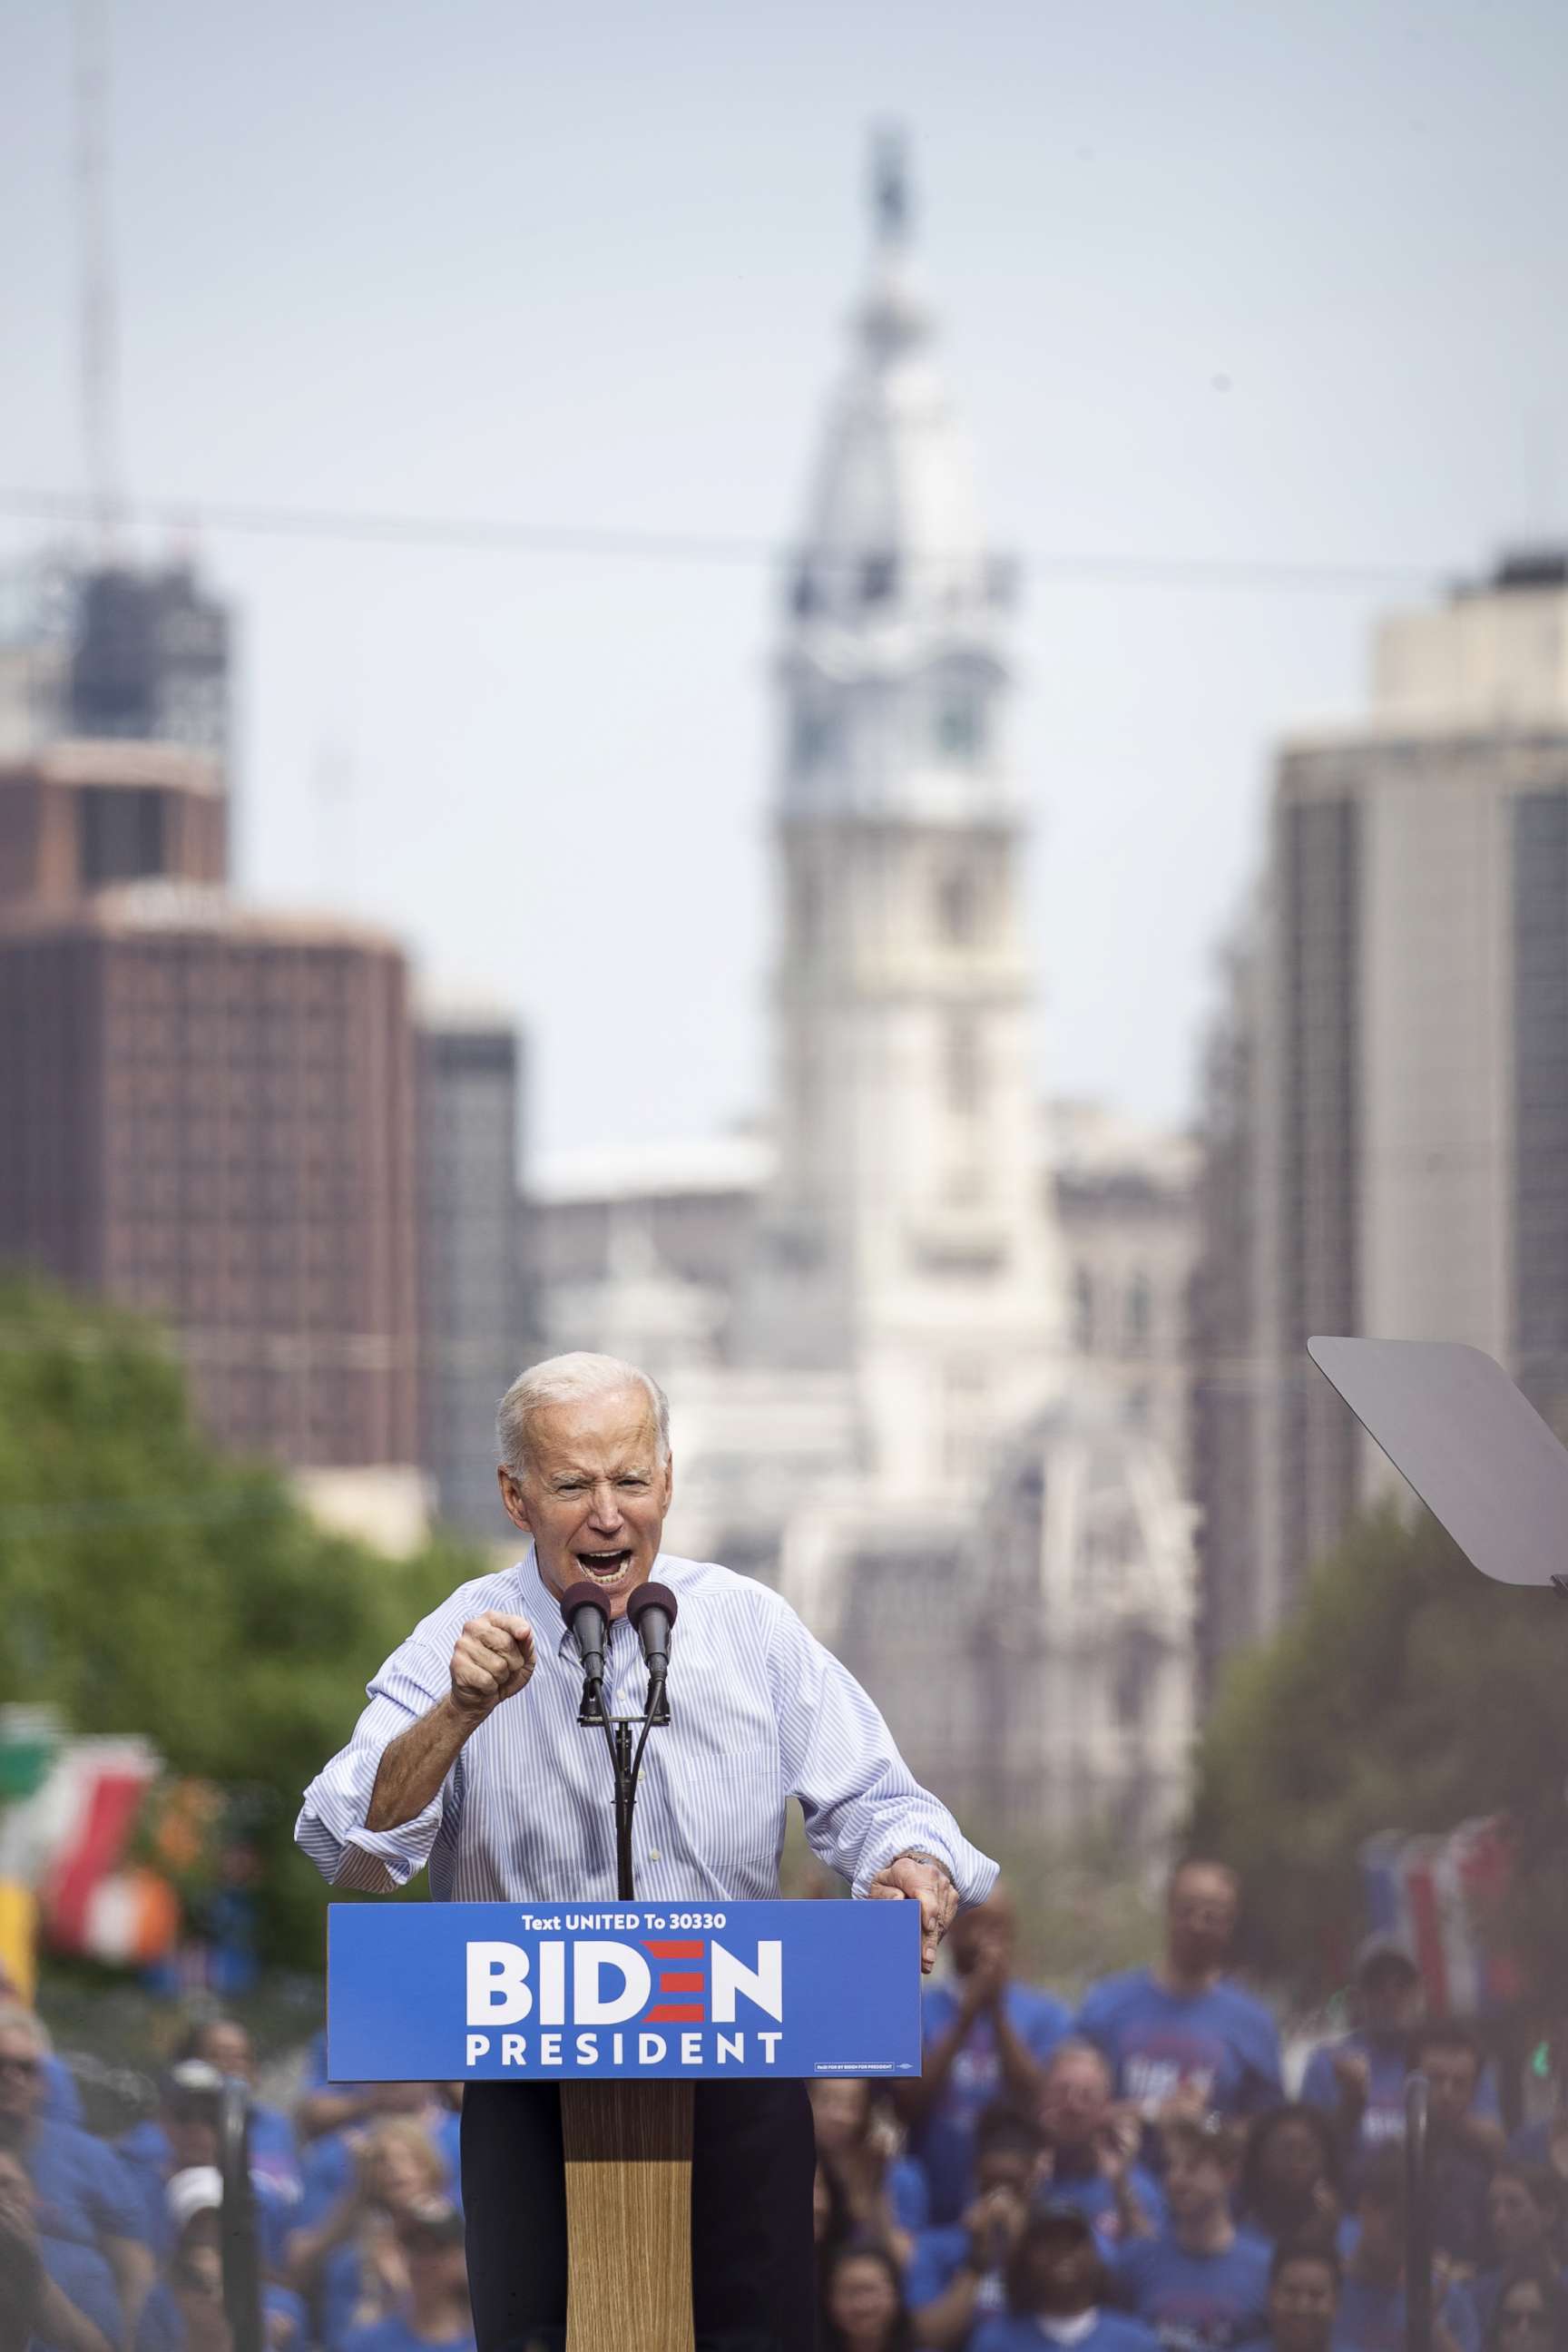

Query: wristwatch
[[897, 1848, 956, 1886]]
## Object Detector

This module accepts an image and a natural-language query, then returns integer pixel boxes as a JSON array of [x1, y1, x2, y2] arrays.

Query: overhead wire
[[0, 487, 1459, 595]]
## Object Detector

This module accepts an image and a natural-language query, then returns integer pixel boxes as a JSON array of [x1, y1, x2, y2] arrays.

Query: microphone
[[558, 1581, 612, 1690], [627, 1583, 677, 1721]]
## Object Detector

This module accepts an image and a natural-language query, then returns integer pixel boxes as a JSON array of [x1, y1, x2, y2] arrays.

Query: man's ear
[[661, 1451, 674, 1510], [496, 1464, 534, 1535]]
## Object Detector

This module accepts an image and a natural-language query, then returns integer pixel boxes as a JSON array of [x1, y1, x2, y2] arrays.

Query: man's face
[[1269, 2257, 1338, 2352], [1040, 2052, 1111, 2151], [1419, 2045, 1479, 2129], [975, 2143, 1036, 2200], [1359, 1962, 1421, 2035], [1023, 2230, 1100, 2316], [948, 1891, 1014, 1980], [198, 2024, 254, 2083], [1163, 2145, 1232, 2224], [498, 1388, 671, 1622], [1166, 1866, 1238, 1975], [0, 2033, 43, 2128]]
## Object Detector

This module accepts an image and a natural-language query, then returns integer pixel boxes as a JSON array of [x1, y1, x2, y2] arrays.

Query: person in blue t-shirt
[[1076, 1862, 1282, 2134], [907, 2103, 1048, 2347], [1037, 2042, 1165, 2247], [1444, 2163, 1567, 2352], [1336, 2145, 1412, 2352], [808, 2076, 927, 2254], [895, 1888, 1072, 2226], [1480, 2263, 1568, 2352], [1410, 2024, 1504, 2271], [970, 2204, 1163, 2352], [1300, 1940, 1503, 2170], [0, 2141, 115, 2352], [293, 2030, 377, 2152], [0, 2203, 44, 2352], [1336, 2143, 1470, 2352], [339, 2205, 474, 2352], [133, 2170, 308, 2352], [819, 2242, 916, 2352], [1250, 2241, 1343, 2352], [0, 1989, 83, 2131], [169, 2021, 299, 2195], [0, 2010, 152, 2343], [286, 2114, 458, 2350], [1238, 2107, 1346, 2249], [117, 2063, 298, 2278], [293, 2087, 463, 2235], [1111, 2118, 1271, 2352]]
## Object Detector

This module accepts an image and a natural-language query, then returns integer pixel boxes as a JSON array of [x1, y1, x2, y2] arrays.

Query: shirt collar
[[511, 1543, 677, 1662]]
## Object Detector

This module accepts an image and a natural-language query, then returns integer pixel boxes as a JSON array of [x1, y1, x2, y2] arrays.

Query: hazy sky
[[5, 0, 1566, 1161]]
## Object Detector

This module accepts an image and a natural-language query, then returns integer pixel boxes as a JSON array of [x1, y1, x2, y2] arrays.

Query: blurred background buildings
[[3, 5, 1565, 1880], [1190, 550, 1568, 1689], [0, 144, 1203, 1858], [0, 557, 524, 1549]]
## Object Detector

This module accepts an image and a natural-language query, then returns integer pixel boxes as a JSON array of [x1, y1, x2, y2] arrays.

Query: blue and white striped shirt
[[295, 1546, 997, 1908]]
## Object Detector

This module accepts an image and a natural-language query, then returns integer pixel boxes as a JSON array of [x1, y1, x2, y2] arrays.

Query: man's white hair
[[495, 1352, 671, 1478]]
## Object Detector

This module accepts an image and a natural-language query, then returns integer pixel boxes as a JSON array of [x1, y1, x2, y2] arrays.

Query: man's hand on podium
[[449, 1612, 537, 1718], [867, 1852, 958, 1974]]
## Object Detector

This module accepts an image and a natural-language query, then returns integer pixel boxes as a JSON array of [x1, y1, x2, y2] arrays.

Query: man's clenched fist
[[449, 1612, 535, 1718]]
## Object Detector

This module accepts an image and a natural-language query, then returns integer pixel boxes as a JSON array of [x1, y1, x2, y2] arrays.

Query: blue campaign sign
[[328, 1897, 921, 2083]]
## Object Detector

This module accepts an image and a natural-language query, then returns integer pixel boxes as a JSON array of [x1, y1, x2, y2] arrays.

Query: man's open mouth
[[574, 1549, 633, 1586]]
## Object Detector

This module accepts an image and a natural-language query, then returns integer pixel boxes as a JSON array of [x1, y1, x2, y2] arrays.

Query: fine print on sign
[[328, 1897, 922, 2083]]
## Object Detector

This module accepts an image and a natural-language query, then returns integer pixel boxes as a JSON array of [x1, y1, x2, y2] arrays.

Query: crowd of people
[[1, 1857, 1564, 2352], [810, 1865, 1568, 2352]]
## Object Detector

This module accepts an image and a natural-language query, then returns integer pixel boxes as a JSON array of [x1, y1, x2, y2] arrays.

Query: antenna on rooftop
[[74, 0, 124, 556]]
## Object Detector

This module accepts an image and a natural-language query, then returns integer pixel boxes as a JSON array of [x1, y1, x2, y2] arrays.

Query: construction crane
[[74, 0, 122, 555]]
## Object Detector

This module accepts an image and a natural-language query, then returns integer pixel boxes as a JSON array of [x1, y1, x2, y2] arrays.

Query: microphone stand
[[578, 1645, 668, 1903], [217, 2077, 262, 2352]]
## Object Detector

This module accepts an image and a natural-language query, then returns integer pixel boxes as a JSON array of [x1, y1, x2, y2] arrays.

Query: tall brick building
[[0, 740, 419, 1471]]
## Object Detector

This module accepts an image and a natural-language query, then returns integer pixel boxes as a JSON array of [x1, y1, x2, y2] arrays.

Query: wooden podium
[[326, 1896, 920, 2352], [560, 2082, 694, 2352]]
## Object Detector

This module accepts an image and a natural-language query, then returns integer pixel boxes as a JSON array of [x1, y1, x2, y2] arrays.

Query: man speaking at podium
[[297, 1352, 997, 2352]]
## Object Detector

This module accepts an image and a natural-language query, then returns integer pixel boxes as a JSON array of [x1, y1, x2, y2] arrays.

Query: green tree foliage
[[1187, 1501, 1568, 1999], [0, 1276, 485, 1966]]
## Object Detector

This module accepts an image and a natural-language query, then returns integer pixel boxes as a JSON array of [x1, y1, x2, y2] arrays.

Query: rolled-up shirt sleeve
[[767, 1603, 997, 1906], [295, 1626, 456, 1893]]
